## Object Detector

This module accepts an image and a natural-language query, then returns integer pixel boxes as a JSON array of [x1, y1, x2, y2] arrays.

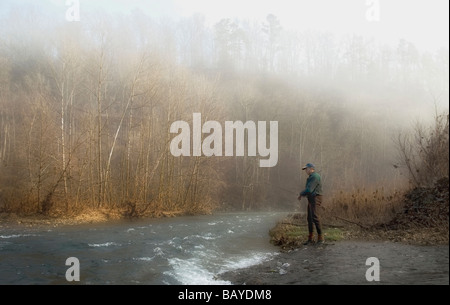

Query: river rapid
[[0, 212, 284, 285]]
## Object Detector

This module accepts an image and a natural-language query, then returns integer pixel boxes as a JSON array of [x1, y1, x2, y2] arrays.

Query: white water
[[0, 212, 286, 285]]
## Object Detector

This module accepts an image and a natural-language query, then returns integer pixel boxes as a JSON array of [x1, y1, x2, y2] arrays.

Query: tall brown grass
[[321, 187, 405, 226]]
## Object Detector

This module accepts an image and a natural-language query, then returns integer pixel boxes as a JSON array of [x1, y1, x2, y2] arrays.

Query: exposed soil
[[363, 177, 449, 246]]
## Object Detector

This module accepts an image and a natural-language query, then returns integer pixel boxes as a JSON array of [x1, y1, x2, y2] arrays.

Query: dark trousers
[[307, 194, 323, 235]]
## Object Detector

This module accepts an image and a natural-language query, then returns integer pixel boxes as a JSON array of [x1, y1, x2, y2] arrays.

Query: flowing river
[[0, 212, 284, 285]]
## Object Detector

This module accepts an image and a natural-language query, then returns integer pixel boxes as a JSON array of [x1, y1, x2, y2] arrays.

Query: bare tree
[[395, 110, 449, 187]]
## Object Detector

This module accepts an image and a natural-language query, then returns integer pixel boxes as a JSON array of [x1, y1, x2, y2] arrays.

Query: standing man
[[298, 163, 324, 245]]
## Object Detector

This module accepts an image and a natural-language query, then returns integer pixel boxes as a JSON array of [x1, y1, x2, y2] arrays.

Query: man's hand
[[297, 195, 302, 201]]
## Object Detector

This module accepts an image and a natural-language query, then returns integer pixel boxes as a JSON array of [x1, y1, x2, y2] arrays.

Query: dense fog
[[0, 1, 448, 214]]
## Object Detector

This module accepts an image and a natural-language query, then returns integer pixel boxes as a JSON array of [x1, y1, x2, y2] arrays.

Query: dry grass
[[0, 208, 122, 229], [0, 195, 215, 229], [321, 187, 405, 226], [269, 215, 345, 250], [0, 203, 211, 229]]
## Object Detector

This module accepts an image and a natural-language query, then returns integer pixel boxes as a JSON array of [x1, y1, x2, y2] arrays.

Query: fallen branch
[[331, 216, 369, 229], [280, 222, 346, 229], [319, 206, 370, 229]]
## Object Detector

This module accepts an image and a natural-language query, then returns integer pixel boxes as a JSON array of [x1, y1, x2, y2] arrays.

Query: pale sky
[[2, 0, 449, 52]]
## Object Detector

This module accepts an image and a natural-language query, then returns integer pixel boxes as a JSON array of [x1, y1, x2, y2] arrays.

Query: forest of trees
[[0, 7, 448, 216]]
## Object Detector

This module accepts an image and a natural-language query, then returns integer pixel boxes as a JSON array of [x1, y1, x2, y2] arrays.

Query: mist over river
[[0, 212, 284, 285]]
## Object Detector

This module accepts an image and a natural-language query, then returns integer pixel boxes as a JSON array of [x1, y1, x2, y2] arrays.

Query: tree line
[[0, 8, 448, 215]]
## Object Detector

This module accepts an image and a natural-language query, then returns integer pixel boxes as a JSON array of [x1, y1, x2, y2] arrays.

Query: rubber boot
[[303, 233, 314, 245], [317, 234, 325, 245]]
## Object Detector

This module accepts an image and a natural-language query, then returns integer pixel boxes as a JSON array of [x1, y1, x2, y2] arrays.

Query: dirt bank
[[0, 209, 202, 230], [0, 210, 120, 230], [219, 241, 449, 285]]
